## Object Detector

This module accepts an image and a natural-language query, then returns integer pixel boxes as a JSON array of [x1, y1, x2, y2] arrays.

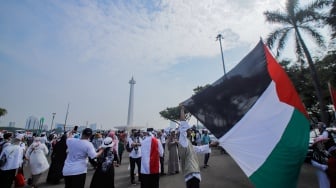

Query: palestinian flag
[[182, 40, 310, 188]]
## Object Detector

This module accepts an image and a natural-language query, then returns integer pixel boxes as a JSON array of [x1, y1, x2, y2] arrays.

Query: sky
[[0, 0, 330, 130]]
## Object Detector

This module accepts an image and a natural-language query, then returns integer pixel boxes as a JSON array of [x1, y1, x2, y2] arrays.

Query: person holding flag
[[178, 105, 218, 188]]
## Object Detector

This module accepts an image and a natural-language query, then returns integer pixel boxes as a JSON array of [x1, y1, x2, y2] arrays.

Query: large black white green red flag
[[182, 40, 310, 188]]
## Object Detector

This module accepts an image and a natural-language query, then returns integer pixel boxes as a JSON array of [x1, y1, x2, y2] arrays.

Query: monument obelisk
[[127, 77, 136, 127]]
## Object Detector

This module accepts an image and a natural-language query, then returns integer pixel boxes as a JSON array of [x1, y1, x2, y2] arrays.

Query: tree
[[264, 0, 329, 124], [159, 106, 191, 124], [159, 85, 210, 123], [0, 108, 7, 117], [280, 51, 336, 123], [327, 0, 336, 38]]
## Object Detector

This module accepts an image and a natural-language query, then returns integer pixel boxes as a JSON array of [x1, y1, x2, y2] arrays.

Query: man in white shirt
[[62, 128, 103, 188], [157, 130, 167, 176], [127, 129, 142, 185], [0, 135, 24, 188]]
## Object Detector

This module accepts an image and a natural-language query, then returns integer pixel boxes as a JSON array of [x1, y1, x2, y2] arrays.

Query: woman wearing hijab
[[108, 131, 120, 165], [167, 130, 179, 175], [25, 137, 50, 188], [46, 133, 67, 184], [90, 137, 118, 188]]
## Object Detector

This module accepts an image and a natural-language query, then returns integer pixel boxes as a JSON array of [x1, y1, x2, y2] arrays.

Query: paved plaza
[[22, 147, 318, 188]]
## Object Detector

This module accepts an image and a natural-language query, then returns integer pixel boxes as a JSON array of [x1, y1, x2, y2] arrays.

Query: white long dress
[[26, 142, 50, 175]]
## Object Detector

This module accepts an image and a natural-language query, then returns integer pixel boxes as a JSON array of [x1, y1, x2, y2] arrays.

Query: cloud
[[1, 0, 294, 128], [1, 0, 288, 76]]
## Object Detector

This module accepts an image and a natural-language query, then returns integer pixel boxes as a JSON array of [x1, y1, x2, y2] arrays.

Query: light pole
[[64, 103, 70, 132], [50, 112, 56, 131], [216, 34, 226, 75]]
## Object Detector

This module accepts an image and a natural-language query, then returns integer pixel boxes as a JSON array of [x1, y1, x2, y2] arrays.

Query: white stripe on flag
[[218, 81, 294, 176]]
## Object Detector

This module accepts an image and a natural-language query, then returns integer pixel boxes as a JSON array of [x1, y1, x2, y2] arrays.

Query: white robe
[[26, 142, 49, 175]]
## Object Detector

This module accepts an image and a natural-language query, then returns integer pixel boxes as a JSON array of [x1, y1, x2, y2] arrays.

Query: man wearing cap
[[178, 106, 218, 188], [62, 128, 104, 188], [140, 128, 164, 188], [127, 129, 142, 185]]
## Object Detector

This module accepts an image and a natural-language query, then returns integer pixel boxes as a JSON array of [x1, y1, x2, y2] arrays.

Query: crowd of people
[[310, 122, 336, 188], [0, 107, 218, 188], [2, 111, 336, 188]]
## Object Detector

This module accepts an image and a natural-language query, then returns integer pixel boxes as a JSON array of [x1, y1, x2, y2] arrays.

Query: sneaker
[[131, 181, 136, 185]]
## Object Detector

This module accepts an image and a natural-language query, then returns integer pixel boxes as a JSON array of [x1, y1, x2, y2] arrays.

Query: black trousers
[[160, 156, 165, 174], [0, 169, 16, 188], [140, 173, 160, 188], [129, 157, 141, 182], [64, 173, 86, 188], [118, 150, 124, 164], [186, 177, 200, 188], [204, 153, 210, 165], [161, 143, 165, 173]]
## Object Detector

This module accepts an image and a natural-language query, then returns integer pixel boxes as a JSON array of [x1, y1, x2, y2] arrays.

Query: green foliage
[[280, 51, 336, 123], [159, 85, 209, 123], [0, 108, 7, 117], [327, 0, 336, 38], [159, 106, 191, 123], [193, 85, 210, 95]]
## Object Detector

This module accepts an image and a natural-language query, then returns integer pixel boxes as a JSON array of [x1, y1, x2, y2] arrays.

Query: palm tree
[[264, 0, 330, 124], [0, 108, 7, 117], [327, 0, 336, 38]]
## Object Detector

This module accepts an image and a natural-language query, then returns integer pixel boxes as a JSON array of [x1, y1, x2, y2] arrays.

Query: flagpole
[[64, 103, 70, 132], [216, 34, 226, 75]]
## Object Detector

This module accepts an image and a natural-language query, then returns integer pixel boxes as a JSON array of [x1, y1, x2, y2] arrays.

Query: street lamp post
[[64, 103, 70, 132], [50, 112, 56, 131], [216, 34, 226, 75]]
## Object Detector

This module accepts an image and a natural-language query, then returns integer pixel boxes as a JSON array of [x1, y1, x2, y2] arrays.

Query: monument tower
[[127, 77, 136, 127]]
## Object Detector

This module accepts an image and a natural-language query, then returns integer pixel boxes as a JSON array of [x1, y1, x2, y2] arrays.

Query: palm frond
[[266, 29, 284, 49], [296, 8, 325, 24], [294, 36, 305, 63], [286, 0, 299, 18], [300, 25, 326, 48], [307, 0, 332, 10], [264, 10, 291, 25], [266, 27, 292, 56], [276, 28, 292, 57]]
